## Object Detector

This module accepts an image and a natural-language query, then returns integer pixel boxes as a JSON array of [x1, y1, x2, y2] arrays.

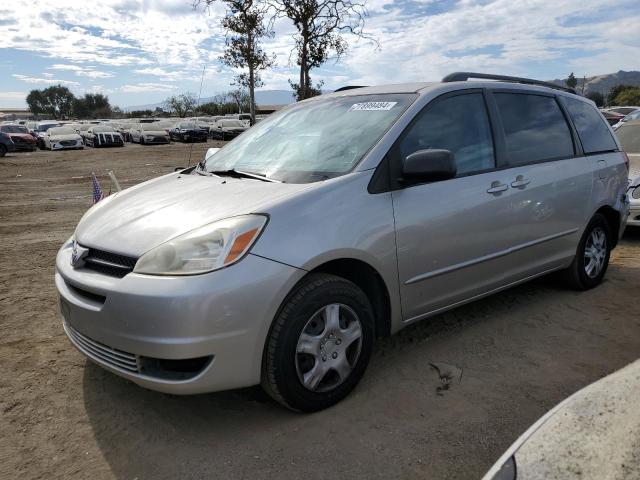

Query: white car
[[483, 360, 640, 480], [612, 108, 640, 131], [43, 127, 84, 150], [616, 119, 640, 226], [130, 124, 170, 144]]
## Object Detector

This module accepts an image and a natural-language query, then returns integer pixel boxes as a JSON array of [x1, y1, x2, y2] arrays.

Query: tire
[[563, 213, 612, 290], [140, 136, 145, 145], [262, 273, 375, 412], [0, 144, 6, 157]]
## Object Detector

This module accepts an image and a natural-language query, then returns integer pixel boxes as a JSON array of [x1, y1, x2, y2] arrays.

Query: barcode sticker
[[349, 102, 397, 111]]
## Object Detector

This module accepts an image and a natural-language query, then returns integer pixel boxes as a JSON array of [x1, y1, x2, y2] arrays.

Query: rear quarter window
[[494, 93, 575, 165], [561, 97, 618, 154]]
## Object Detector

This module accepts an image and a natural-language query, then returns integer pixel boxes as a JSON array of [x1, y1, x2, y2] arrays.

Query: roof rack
[[334, 86, 368, 92], [442, 72, 576, 94]]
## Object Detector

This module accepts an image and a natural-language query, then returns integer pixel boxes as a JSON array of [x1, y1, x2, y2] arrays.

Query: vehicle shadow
[[82, 264, 640, 480]]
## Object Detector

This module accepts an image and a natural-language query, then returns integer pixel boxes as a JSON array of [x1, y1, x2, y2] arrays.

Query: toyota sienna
[[56, 73, 630, 411]]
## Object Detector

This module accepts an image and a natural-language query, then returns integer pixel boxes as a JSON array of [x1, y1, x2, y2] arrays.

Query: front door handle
[[487, 182, 509, 195], [511, 175, 531, 189]]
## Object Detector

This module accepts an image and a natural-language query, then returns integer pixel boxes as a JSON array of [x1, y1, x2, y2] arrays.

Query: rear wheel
[[262, 273, 374, 412], [563, 213, 611, 290]]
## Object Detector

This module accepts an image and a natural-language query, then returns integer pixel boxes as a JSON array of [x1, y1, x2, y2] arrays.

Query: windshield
[[37, 123, 60, 132], [92, 126, 112, 133], [202, 94, 415, 183], [1, 125, 28, 133], [141, 124, 162, 131], [49, 127, 75, 135], [617, 124, 640, 153]]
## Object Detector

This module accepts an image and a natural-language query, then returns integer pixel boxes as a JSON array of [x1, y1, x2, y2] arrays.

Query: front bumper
[[55, 242, 306, 394], [52, 142, 83, 150]]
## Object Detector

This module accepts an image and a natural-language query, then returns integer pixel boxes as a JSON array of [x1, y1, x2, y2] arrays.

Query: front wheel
[[262, 273, 374, 412], [563, 213, 612, 290], [0, 144, 6, 157]]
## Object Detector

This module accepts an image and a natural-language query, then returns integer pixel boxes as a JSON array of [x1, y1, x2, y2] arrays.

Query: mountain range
[[549, 70, 640, 95], [125, 89, 297, 112]]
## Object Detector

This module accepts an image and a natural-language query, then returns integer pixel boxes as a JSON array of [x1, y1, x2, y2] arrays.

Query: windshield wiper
[[208, 169, 282, 183]]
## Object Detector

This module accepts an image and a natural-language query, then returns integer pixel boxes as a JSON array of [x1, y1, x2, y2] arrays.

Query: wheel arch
[[305, 258, 393, 339], [595, 205, 622, 248]]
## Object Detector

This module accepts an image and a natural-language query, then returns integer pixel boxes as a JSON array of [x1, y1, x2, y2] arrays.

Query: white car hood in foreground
[[483, 360, 640, 479], [50, 134, 82, 142], [75, 171, 310, 257]]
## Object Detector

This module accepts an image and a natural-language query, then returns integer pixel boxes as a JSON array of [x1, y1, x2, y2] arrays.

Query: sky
[[1, 0, 639, 109]]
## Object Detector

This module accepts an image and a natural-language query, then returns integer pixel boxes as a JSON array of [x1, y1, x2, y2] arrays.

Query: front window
[[49, 127, 75, 135], [201, 94, 415, 183], [37, 123, 59, 132]]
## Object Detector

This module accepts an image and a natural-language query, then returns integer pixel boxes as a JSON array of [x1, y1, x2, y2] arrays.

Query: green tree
[[272, 0, 373, 101], [606, 84, 635, 106], [197, 0, 274, 124], [613, 87, 640, 107], [26, 85, 75, 119], [586, 91, 604, 107], [565, 72, 577, 89], [73, 93, 112, 119], [164, 93, 198, 117]]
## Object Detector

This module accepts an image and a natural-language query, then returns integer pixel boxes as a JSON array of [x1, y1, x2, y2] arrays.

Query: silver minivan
[[56, 73, 630, 411]]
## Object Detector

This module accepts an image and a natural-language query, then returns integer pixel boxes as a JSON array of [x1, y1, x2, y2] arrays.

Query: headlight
[[632, 185, 640, 200], [133, 214, 268, 275]]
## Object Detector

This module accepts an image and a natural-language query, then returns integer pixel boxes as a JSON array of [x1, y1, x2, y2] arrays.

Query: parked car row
[[0, 114, 253, 155]]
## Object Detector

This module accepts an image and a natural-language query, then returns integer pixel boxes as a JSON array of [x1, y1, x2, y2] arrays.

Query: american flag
[[91, 173, 104, 204]]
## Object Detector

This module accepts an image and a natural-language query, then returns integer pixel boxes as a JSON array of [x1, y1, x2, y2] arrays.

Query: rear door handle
[[511, 175, 530, 189], [487, 182, 509, 195]]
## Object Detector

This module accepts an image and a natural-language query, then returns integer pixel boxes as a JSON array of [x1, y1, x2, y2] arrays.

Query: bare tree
[[196, 0, 274, 124], [272, 0, 373, 101], [228, 88, 251, 112], [164, 93, 198, 117]]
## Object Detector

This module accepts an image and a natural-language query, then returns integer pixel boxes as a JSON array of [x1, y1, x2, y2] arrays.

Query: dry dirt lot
[[1, 143, 639, 480]]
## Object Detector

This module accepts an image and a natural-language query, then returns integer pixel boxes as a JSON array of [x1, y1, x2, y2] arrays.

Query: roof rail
[[442, 72, 576, 94], [334, 86, 368, 92]]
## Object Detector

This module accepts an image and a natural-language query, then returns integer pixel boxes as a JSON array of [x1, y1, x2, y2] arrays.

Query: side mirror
[[401, 149, 456, 184]]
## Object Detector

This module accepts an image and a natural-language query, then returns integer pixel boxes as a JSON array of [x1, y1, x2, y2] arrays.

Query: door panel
[[393, 171, 518, 321]]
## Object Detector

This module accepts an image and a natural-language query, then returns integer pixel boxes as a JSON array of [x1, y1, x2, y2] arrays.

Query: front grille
[[153, 136, 168, 142], [65, 322, 140, 373], [60, 140, 76, 146], [84, 248, 138, 278]]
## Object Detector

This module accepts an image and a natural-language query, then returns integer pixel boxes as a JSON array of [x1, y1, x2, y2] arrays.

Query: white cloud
[[50, 64, 115, 78], [12, 74, 80, 86], [119, 82, 176, 93]]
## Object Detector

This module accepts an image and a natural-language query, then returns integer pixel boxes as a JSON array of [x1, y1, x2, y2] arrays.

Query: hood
[[8, 133, 35, 141], [141, 130, 168, 136], [50, 133, 81, 141], [75, 172, 310, 257]]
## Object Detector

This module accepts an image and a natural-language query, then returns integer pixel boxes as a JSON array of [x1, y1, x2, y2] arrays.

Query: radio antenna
[[187, 65, 206, 167]]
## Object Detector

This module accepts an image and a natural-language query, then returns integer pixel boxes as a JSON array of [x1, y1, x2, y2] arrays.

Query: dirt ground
[[1, 143, 639, 480]]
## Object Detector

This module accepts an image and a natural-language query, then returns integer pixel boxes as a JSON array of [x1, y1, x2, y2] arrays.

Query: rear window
[[562, 98, 618, 154], [495, 93, 574, 165]]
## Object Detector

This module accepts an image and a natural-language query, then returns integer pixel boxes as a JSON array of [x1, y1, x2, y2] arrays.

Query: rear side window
[[399, 93, 495, 176], [561, 98, 618, 154], [494, 93, 574, 165]]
